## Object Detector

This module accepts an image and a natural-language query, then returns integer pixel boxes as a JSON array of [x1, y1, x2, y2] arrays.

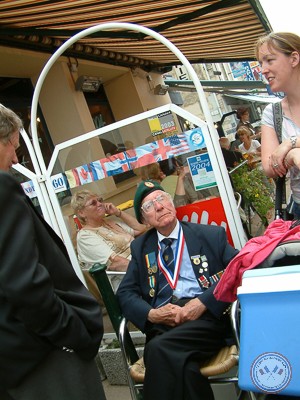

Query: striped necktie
[[155, 238, 174, 308]]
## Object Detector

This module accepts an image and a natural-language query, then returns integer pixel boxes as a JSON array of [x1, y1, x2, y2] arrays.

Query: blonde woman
[[71, 190, 146, 291], [256, 32, 300, 218], [237, 126, 261, 156]]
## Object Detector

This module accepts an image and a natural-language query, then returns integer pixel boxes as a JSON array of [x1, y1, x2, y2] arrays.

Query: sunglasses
[[85, 197, 104, 207]]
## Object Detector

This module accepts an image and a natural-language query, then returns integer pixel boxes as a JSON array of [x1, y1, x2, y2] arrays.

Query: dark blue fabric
[[154, 239, 174, 308]]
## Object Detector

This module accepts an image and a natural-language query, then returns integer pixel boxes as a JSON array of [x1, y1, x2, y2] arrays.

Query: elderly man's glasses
[[141, 193, 170, 213], [85, 197, 103, 207]]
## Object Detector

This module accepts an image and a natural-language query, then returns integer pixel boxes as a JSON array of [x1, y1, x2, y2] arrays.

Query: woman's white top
[[262, 102, 300, 203], [238, 139, 261, 154]]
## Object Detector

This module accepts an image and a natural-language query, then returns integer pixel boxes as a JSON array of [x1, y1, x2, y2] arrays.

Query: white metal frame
[[23, 22, 246, 280]]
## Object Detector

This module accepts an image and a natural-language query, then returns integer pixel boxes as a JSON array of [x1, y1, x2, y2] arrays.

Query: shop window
[[0, 77, 53, 171], [84, 87, 135, 183]]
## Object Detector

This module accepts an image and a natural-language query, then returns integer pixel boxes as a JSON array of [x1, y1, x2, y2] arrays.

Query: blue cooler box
[[237, 265, 300, 396]]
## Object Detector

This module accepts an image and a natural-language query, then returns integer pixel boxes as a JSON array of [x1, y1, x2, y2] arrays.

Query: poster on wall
[[229, 61, 255, 81], [187, 152, 216, 190], [148, 110, 178, 137]]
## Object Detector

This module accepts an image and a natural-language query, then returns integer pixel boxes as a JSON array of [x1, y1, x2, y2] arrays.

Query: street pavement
[[102, 379, 131, 400], [100, 312, 132, 400]]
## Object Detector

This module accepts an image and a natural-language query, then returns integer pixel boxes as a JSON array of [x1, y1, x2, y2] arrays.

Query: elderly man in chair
[[117, 180, 238, 400]]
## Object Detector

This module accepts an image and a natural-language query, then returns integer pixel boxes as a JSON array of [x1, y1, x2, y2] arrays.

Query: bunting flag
[[77, 164, 95, 185], [151, 139, 172, 161], [135, 144, 157, 167], [89, 160, 105, 180], [64, 127, 207, 189], [124, 144, 156, 169], [123, 149, 138, 169], [65, 168, 80, 188], [100, 154, 127, 176], [164, 134, 190, 157]]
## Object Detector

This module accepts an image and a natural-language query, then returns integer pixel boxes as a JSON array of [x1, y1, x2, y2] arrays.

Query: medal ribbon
[[157, 226, 184, 289], [145, 252, 157, 294]]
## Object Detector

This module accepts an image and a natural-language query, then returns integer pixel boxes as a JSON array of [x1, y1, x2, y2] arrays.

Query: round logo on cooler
[[251, 352, 292, 393]]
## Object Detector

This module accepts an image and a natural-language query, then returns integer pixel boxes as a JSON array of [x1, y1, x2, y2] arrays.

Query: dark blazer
[[0, 172, 103, 390], [221, 147, 243, 169], [117, 221, 238, 333]]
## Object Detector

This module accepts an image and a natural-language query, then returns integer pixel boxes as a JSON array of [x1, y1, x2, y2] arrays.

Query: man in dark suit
[[117, 179, 238, 400], [0, 103, 106, 400]]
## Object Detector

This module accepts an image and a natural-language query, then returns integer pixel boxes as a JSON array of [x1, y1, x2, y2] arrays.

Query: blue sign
[[187, 152, 216, 190]]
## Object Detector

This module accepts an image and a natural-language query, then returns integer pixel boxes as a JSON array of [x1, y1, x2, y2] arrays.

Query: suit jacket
[[0, 172, 103, 390], [221, 147, 243, 169], [117, 221, 238, 333]]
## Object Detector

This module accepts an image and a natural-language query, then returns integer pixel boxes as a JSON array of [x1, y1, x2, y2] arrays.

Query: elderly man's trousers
[[143, 312, 229, 400]]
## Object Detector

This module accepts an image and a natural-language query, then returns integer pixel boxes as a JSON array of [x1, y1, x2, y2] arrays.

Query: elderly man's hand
[[148, 303, 182, 326], [175, 298, 206, 325]]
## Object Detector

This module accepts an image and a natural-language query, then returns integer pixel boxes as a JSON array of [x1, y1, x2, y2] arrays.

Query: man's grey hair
[[0, 103, 23, 143]]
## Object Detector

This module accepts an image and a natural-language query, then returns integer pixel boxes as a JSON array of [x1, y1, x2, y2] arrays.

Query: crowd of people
[[1, 29, 300, 400]]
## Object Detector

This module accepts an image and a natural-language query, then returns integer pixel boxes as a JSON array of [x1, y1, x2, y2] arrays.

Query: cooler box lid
[[237, 265, 300, 295]]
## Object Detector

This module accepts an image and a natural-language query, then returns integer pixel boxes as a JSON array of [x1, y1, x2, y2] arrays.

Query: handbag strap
[[272, 101, 287, 217], [272, 102, 283, 144]]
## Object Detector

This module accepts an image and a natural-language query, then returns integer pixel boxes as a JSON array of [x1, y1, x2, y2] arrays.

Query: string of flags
[[21, 127, 207, 198], [65, 128, 206, 189]]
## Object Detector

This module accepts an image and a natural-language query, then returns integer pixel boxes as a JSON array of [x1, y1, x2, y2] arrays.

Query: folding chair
[[90, 263, 257, 400]]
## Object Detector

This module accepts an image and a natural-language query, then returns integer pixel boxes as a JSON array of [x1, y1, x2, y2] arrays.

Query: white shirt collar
[[157, 220, 180, 243]]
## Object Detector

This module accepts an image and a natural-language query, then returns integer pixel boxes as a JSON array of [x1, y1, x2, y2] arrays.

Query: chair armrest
[[230, 300, 240, 349], [119, 317, 140, 367], [89, 264, 139, 365], [89, 263, 122, 334]]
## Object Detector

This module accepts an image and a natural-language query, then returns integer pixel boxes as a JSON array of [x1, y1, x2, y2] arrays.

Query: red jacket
[[214, 219, 300, 302]]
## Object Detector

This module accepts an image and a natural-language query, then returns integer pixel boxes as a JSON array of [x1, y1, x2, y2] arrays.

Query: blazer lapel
[[181, 223, 211, 290]]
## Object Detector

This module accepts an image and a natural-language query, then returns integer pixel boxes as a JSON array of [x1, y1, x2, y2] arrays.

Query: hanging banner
[[64, 127, 207, 189], [21, 173, 68, 198], [21, 180, 36, 199]]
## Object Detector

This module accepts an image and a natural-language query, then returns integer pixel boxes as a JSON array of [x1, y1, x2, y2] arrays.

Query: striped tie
[[162, 238, 175, 276], [155, 238, 174, 308]]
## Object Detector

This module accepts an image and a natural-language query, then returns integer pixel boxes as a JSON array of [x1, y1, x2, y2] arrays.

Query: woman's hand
[[104, 202, 147, 235], [104, 202, 120, 216], [284, 148, 300, 170], [269, 140, 291, 177], [177, 165, 188, 179]]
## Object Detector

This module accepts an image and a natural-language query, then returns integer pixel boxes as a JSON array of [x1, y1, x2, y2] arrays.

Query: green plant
[[231, 162, 274, 221], [106, 338, 120, 349]]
